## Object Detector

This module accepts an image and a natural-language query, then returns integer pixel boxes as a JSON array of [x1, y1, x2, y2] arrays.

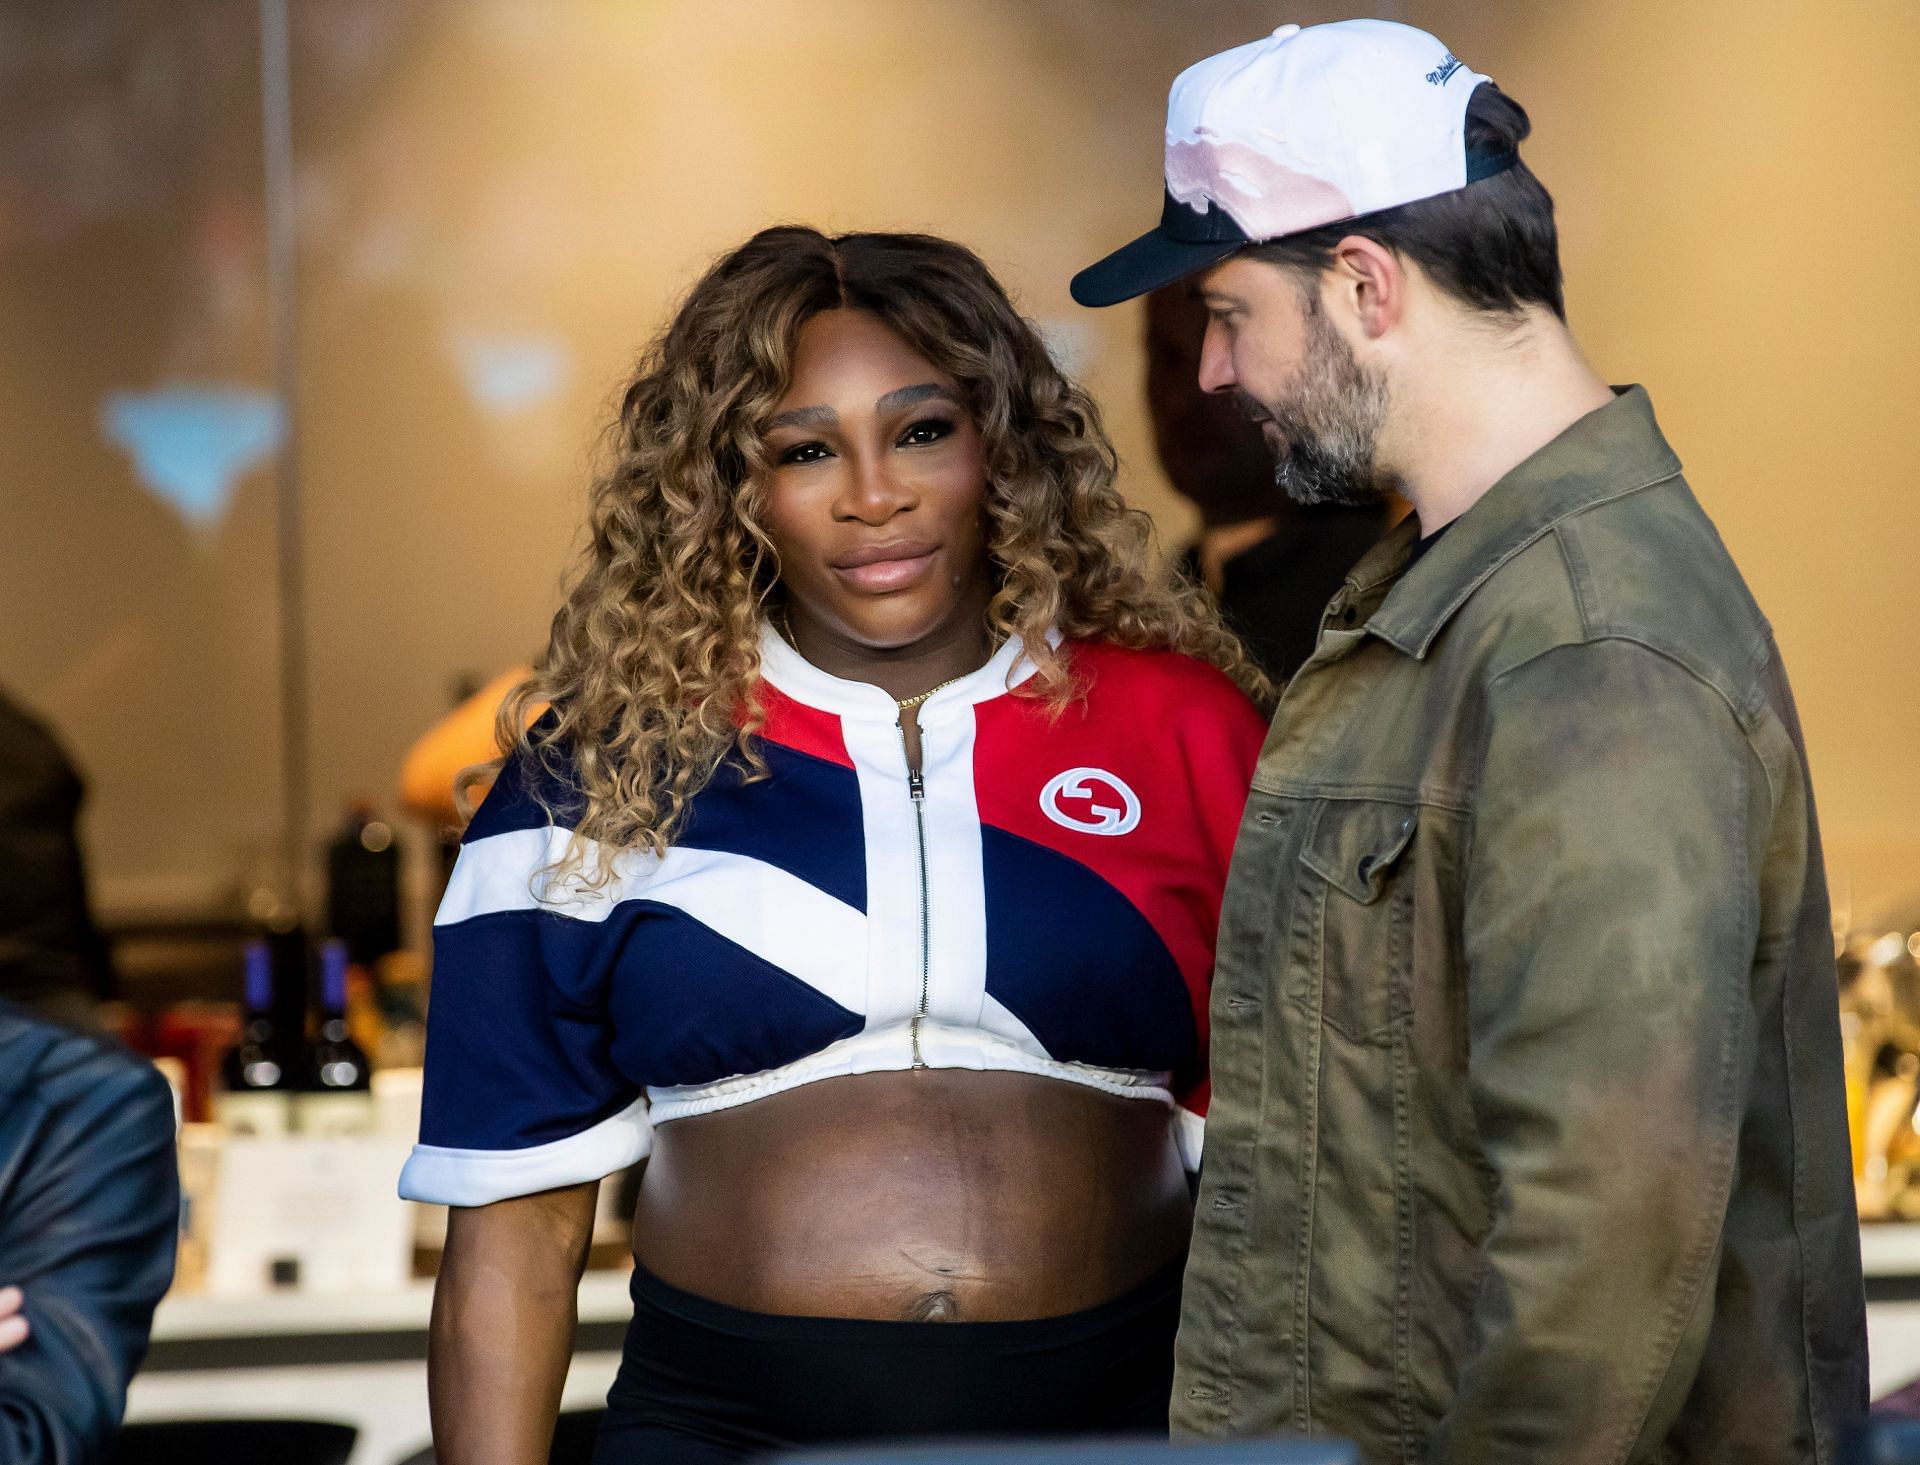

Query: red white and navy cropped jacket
[[400, 626, 1267, 1206]]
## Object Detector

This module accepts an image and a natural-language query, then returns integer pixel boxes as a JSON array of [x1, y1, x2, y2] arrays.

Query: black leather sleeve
[[0, 1011, 179, 1465]]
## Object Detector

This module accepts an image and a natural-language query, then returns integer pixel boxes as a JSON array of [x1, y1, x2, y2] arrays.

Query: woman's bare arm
[[429, 1181, 598, 1465]]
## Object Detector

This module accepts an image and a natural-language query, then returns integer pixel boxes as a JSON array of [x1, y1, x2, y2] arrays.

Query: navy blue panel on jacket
[[423, 899, 864, 1151], [420, 905, 643, 1151], [462, 718, 583, 845], [676, 743, 867, 912], [979, 826, 1196, 1073], [465, 735, 866, 913], [605, 907, 863, 1089]]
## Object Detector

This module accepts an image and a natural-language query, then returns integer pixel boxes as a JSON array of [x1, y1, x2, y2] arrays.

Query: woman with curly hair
[[401, 226, 1271, 1464]]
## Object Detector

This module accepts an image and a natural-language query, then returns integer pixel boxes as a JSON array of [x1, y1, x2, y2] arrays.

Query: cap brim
[[1069, 228, 1244, 308]]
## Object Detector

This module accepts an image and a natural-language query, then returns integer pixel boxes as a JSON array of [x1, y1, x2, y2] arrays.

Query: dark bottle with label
[[326, 800, 401, 967], [292, 939, 374, 1135], [215, 939, 293, 1137]]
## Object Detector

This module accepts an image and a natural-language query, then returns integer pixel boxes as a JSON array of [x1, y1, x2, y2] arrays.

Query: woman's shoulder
[[464, 709, 588, 844], [1061, 638, 1266, 728]]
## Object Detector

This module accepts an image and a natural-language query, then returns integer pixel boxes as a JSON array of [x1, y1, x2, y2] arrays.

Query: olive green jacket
[[1175, 388, 1868, 1463]]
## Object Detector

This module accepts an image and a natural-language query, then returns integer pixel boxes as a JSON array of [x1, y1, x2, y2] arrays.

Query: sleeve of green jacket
[[1431, 638, 1763, 1465]]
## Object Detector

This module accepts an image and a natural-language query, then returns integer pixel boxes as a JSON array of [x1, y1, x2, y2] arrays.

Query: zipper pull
[[908, 767, 925, 801]]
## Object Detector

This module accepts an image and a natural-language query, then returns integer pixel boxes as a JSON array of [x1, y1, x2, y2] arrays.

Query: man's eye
[[779, 441, 831, 466], [899, 417, 956, 447]]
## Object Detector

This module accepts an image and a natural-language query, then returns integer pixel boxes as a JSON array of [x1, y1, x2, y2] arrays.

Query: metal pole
[[259, 0, 309, 916]]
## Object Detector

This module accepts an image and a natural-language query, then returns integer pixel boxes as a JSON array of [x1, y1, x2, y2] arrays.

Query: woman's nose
[[837, 451, 915, 523]]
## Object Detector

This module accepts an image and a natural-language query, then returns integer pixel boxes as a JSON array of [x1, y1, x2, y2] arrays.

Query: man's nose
[[1197, 321, 1237, 395]]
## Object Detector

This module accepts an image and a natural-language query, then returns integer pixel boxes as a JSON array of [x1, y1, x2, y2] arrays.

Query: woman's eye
[[898, 417, 956, 448], [778, 441, 831, 466]]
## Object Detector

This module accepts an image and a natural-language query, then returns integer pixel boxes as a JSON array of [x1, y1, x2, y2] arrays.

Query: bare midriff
[[631, 1067, 1193, 1322]]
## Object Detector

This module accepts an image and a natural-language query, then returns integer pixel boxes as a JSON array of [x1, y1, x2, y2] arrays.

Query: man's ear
[[1326, 235, 1404, 341]]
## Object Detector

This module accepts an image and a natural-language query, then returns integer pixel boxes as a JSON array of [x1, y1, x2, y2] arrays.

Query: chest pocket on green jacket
[[1299, 801, 1419, 1042]]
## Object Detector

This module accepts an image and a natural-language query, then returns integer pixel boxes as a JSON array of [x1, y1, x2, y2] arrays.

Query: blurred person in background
[[402, 226, 1270, 1463], [1074, 17, 1866, 1463], [1144, 284, 1384, 684], [0, 999, 179, 1464], [0, 689, 114, 1031]]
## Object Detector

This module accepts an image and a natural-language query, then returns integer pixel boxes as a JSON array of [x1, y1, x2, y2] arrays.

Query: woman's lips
[[829, 541, 940, 593], [832, 550, 938, 593]]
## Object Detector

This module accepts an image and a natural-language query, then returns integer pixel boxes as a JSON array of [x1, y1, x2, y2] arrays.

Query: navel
[[908, 1290, 962, 1322]]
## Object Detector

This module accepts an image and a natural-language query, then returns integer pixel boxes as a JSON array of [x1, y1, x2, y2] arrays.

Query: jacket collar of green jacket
[[1354, 384, 1685, 660]]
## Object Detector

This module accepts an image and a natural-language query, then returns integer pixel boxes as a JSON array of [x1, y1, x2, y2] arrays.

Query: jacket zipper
[[900, 720, 931, 1068]]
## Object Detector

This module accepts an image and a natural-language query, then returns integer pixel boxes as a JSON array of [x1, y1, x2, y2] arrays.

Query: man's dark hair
[[1248, 85, 1564, 320]]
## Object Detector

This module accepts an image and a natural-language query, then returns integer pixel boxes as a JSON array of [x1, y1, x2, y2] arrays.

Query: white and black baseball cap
[[1071, 19, 1515, 307]]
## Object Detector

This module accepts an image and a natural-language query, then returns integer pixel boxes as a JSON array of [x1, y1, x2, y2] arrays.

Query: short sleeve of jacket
[[398, 735, 650, 1206]]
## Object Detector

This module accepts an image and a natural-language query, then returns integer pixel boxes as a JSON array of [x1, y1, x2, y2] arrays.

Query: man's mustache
[[1232, 390, 1275, 427]]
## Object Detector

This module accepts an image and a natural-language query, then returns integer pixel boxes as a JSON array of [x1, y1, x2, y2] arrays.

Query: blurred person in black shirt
[[0, 690, 112, 1031], [1146, 284, 1385, 684]]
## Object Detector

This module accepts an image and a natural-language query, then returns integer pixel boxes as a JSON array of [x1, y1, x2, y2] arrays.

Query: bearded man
[[1073, 20, 1866, 1463]]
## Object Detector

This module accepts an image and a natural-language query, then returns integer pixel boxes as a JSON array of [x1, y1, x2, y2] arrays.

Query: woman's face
[[760, 309, 994, 657]]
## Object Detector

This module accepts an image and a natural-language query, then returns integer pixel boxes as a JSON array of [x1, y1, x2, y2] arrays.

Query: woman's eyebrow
[[766, 383, 958, 432], [875, 383, 960, 413], [766, 404, 837, 431]]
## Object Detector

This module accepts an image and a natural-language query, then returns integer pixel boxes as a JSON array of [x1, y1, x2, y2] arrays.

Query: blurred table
[[1866, 1225, 1920, 1398], [127, 1270, 633, 1465]]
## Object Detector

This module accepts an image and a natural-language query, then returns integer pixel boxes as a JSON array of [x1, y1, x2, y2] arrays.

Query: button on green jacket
[[1175, 387, 1868, 1463]]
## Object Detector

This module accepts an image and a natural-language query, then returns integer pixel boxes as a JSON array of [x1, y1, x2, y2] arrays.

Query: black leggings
[[590, 1255, 1184, 1463]]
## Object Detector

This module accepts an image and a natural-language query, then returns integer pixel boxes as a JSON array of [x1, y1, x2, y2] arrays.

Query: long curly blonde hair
[[483, 226, 1268, 880]]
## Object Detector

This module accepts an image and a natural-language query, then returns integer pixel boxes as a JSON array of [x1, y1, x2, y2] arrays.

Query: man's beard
[[1235, 302, 1390, 508]]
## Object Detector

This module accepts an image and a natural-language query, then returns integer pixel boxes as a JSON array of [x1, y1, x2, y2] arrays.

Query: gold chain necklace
[[772, 606, 973, 714], [895, 676, 968, 713]]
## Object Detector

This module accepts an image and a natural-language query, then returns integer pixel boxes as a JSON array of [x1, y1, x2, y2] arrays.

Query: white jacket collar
[[756, 620, 1054, 722]]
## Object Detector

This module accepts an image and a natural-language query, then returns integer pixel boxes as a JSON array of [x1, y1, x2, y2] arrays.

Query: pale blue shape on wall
[[99, 384, 285, 529], [451, 333, 571, 414]]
